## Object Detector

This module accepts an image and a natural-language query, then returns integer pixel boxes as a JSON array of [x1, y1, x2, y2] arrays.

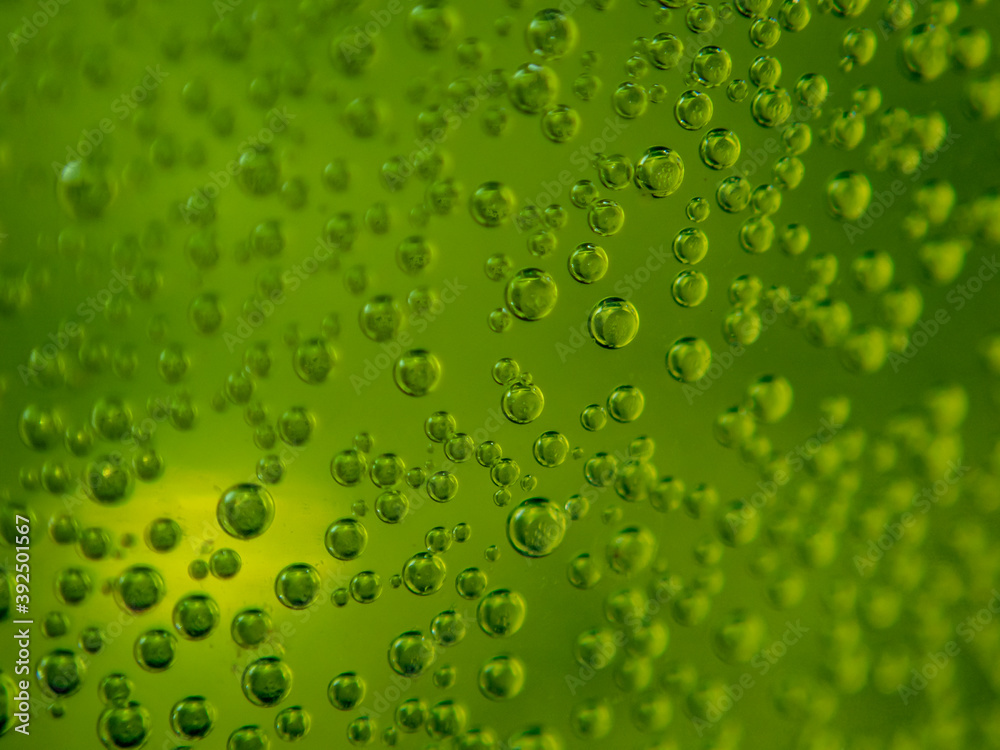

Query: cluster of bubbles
[[3, 0, 1000, 748]]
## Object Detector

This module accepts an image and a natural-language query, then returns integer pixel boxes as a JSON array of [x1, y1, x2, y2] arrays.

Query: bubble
[[389, 631, 436, 676], [326, 518, 368, 560], [478, 589, 527, 637], [427, 470, 459, 502], [173, 593, 220, 639], [634, 147, 684, 197], [78, 527, 110, 560], [275, 563, 320, 609], [115, 565, 166, 613], [780, 0, 811, 29], [36, 649, 85, 697], [359, 295, 403, 342], [274, 706, 310, 741], [57, 160, 115, 219], [217, 484, 274, 539], [293, 337, 335, 384], [568, 553, 603, 591], [700, 128, 741, 169], [457, 567, 489, 600], [672, 228, 709, 265], [740, 216, 775, 254], [91, 396, 132, 440], [492, 357, 520, 385], [533, 431, 570, 467], [134, 629, 176, 672], [407, 2, 457, 50], [394, 349, 442, 396], [232, 609, 271, 648], [667, 337, 713, 382], [98, 702, 151, 749], [19, 405, 58, 450], [606, 527, 658, 575], [594, 156, 631, 194], [570, 698, 613, 739], [902, 24, 952, 81], [541, 105, 581, 143], [827, 170, 872, 220], [650, 33, 684, 69], [331, 449, 367, 487], [672, 270, 709, 307], [424, 528, 452, 556], [490, 457, 521, 487], [468, 442, 497, 472], [84, 454, 134, 504], [607, 385, 645, 422], [505, 268, 558, 320], [507, 498, 567, 557], [276, 406, 312, 447], [527, 8, 577, 59], [571, 179, 600, 207], [575, 628, 617, 668], [588, 199, 625, 236], [502, 381, 545, 424], [403, 552, 447, 595], [693, 46, 732, 87], [745, 375, 794, 423], [242, 657, 292, 706], [717, 175, 752, 213], [751, 182, 782, 215], [375, 491, 409, 524], [227, 725, 269, 750], [329, 672, 366, 710], [613, 81, 649, 118], [170, 696, 216, 741], [751, 87, 792, 127], [509, 63, 558, 114], [954, 27, 991, 70], [589, 297, 640, 349], [479, 655, 526, 701], [98, 674, 133, 706], [684, 3, 731, 34], [675, 90, 714, 130]]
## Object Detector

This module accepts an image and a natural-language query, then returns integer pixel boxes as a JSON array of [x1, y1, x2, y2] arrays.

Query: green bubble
[[275, 563, 321, 609], [477, 589, 527, 637], [217, 484, 275, 540], [242, 657, 292, 706], [173, 593, 220, 639], [589, 297, 640, 349]]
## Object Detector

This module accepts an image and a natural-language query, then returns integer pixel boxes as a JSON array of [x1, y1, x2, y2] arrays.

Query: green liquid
[[2, 0, 1000, 748]]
